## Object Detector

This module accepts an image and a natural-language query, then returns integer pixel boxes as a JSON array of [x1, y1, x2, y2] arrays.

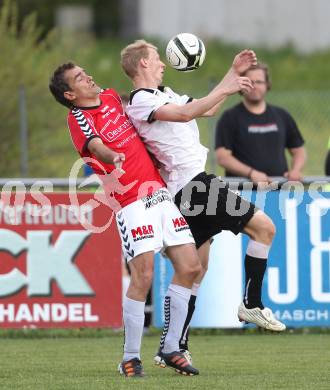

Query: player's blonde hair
[[121, 40, 157, 79]]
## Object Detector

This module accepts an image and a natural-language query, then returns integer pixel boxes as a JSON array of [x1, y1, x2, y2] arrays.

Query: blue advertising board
[[153, 189, 330, 328]]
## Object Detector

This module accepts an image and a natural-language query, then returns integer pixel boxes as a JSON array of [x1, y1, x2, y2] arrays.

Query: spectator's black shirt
[[215, 102, 304, 176]]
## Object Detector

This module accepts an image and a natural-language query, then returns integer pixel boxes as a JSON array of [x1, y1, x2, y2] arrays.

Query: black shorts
[[174, 172, 256, 248]]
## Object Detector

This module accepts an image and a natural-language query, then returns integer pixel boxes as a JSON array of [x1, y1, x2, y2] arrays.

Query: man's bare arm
[[88, 138, 125, 171], [154, 74, 253, 123], [284, 146, 306, 181], [200, 50, 258, 117]]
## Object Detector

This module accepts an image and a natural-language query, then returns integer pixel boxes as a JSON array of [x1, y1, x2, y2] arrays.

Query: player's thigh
[[162, 195, 195, 246], [116, 199, 163, 263], [162, 200, 200, 274], [175, 173, 256, 246], [166, 243, 201, 276], [128, 250, 154, 288]]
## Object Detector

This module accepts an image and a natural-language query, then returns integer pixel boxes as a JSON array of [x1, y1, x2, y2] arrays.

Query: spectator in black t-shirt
[[215, 62, 306, 184]]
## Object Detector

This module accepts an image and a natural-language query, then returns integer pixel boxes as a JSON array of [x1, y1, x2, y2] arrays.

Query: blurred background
[[1, 0, 330, 178]]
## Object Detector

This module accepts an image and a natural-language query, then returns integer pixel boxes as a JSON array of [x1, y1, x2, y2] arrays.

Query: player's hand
[[284, 170, 303, 181], [223, 74, 254, 95], [113, 153, 126, 174], [232, 49, 257, 75]]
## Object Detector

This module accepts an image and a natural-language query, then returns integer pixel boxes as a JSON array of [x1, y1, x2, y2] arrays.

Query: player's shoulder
[[67, 106, 92, 121], [67, 107, 80, 123], [159, 85, 187, 101], [100, 88, 122, 105], [67, 108, 83, 133], [129, 87, 158, 104], [67, 107, 95, 134]]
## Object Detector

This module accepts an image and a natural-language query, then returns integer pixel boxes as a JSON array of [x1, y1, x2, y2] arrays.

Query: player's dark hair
[[49, 62, 76, 108], [243, 62, 272, 90]]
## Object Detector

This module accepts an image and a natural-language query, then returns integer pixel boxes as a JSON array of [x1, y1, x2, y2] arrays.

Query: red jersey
[[67, 88, 164, 208]]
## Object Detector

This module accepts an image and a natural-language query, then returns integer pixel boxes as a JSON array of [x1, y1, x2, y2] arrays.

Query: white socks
[[160, 283, 191, 354], [123, 296, 145, 362], [179, 282, 200, 349], [123, 284, 192, 360]]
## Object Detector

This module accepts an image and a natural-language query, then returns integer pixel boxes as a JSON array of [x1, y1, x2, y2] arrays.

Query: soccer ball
[[166, 33, 206, 72]]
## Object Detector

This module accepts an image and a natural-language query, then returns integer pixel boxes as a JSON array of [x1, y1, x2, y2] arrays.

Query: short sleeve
[[68, 109, 100, 154], [282, 109, 305, 148], [163, 86, 192, 105], [214, 110, 236, 150], [126, 90, 169, 124]]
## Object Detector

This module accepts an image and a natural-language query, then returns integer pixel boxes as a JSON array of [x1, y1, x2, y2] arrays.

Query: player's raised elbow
[[202, 106, 218, 117], [202, 110, 214, 118], [170, 106, 194, 122]]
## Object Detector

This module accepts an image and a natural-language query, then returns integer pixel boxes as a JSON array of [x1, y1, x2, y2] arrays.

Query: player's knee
[[179, 260, 201, 280], [200, 263, 208, 279], [192, 261, 203, 279], [257, 215, 276, 244], [139, 269, 154, 290], [247, 212, 276, 245], [189, 258, 203, 280], [267, 219, 276, 240]]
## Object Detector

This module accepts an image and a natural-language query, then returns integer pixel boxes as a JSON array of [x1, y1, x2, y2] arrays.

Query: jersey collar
[[129, 86, 165, 104], [74, 100, 103, 110]]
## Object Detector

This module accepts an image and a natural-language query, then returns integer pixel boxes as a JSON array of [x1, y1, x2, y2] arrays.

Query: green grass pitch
[[0, 333, 329, 390]]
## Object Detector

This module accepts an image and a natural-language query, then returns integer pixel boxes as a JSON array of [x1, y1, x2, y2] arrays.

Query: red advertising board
[[0, 193, 122, 328]]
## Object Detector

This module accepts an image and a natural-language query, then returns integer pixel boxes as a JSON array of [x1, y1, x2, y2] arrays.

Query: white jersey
[[126, 86, 208, 196]]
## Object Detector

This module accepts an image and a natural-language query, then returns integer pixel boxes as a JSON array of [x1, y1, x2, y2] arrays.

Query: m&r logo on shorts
[[172, 217, 189, 233], [131, 225, 154, 242]]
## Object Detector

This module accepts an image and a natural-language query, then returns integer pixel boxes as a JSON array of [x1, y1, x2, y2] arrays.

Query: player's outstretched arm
[[154, 75, 253, 123], [88, 138, 125, 172], [195, 50, 257, 117]]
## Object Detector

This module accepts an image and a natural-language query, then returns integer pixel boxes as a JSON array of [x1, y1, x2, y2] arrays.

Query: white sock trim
[[167, 284, 191, 300], [123, 296, 145, 315], [246, 239, 270, 259]]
